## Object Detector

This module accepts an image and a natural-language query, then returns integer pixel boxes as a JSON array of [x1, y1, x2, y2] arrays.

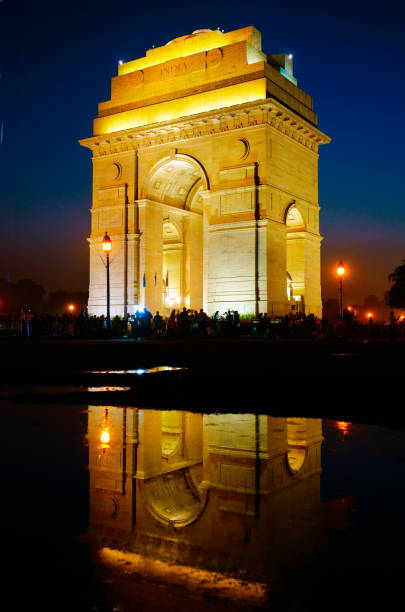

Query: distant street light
[[337, 260, 345, 318], [68, 304, 75, 312], [102, 232, 112, 330]]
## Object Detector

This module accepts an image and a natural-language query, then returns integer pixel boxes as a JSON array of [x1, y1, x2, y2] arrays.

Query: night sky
[[1, 0, 404, 304]]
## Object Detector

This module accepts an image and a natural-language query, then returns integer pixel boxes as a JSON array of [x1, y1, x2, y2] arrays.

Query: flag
[[154, 272, 157, 286], [165, 270, 169, 287], [142, 273, 146, 288]]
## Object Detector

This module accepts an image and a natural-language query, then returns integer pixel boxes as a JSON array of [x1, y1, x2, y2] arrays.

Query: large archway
[[142, 155, 208, 211], [140, 155, 207, 314]]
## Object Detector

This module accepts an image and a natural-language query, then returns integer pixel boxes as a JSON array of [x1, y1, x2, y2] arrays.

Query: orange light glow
[[100, 407, 110, 448], [100, 428, 110, 447], [68, 304, 75, 312], [337, 260, 345, 276], [102, 232, 111, 252], [336, 421, 351, 434], [347, 306, 352, 311], [400, 315, 404, 321], [367, 312, 373, 319]]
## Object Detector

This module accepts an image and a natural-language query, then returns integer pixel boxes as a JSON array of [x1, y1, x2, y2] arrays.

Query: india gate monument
[[80, 26, 330, 317]]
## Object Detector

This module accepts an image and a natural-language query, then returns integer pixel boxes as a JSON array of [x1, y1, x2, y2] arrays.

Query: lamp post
[[102, 232, 112, 329], [337, 260, 345, 318]]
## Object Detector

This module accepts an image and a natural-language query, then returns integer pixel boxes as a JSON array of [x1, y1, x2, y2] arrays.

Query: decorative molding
[[79, 98, 330, 158]]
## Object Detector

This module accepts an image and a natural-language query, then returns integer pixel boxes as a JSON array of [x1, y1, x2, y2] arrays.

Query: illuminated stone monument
[[80, 26, 330, 317]]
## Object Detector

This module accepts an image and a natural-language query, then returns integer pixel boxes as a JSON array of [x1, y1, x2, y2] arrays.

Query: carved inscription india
[[160, 61, 188, 78]]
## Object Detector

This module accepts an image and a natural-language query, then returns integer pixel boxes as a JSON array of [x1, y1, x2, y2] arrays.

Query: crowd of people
[[0, 307, 404, 340]]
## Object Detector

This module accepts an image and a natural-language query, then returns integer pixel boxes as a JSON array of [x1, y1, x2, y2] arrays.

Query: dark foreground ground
[[1, 336, 404, 427], [1, 338, 404, 610]]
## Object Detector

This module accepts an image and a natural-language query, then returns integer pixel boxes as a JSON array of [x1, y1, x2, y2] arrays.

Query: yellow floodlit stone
[[80, 25, 330, 317]]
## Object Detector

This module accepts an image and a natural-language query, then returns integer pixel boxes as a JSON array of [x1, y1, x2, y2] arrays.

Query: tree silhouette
[[386, 260, 405, 308], [43, 290, 87, 314]]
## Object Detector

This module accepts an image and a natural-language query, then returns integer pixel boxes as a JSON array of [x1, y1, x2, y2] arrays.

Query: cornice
[[79, 98, 331, 157]]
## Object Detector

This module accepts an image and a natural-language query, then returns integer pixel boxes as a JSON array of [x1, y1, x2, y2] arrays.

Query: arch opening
[[142, 155, 206, 314], [142, 155, 207, 211], [286, 205, 306, 314], [286, 417, 308, 474]]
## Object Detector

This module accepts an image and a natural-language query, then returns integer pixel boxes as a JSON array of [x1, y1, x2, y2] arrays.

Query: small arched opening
[[286, 417, 308, 474], [285, 204, 306, 315]]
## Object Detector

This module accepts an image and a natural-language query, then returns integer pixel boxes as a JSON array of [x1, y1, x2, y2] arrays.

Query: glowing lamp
[[367, 312, 373, 319], [337, 260, 345, 318], [102, 232, 111, 252], [347, 306, 352, 311], [68, 304, 75, 312], [337, 261, 345, 276]]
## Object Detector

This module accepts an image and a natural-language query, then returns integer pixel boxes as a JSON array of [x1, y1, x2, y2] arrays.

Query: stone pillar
[[126, 233, 141, 314], [137, 199, 163, 313], [184, 214, 203, 311], [267, 219, 288, 317], [202, 205, 209, 312], [135, 410, 162, 480], [303, 234, 322, 317]]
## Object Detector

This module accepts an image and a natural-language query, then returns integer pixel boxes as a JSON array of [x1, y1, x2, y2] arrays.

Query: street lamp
[[337, 260, 345, 318], [102, 232, 112, 329], [68, 304, 75, 312]]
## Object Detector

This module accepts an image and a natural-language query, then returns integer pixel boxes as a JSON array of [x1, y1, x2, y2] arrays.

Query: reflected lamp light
[[100, 407, 110, 448]]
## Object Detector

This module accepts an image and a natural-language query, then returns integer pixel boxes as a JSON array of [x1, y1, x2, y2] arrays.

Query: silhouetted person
[[178, 307, 189, 337], [389, 311, 398, 341], [153, 311, 164, 337], [233, 310, 241, 336]]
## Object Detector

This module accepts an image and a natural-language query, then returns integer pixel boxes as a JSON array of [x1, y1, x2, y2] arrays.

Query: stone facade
[[80, 26, 330, 317]]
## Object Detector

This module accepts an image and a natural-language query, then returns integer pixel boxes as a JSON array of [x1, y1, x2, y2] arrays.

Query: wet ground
[[1, 336, 405, 426], [1, 339, 405, 610]]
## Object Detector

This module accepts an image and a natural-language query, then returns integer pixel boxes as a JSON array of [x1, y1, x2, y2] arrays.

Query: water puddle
[[2, 395, 404, 610], [84, 366, 186, 374], [87, 386, 131, 392]]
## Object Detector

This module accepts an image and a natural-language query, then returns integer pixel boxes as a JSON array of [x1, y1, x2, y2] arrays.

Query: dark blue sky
[[1, 0, 404, 303]]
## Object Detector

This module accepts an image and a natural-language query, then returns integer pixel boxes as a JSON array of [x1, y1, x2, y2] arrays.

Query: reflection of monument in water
[[88, 408, 323, 575]]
